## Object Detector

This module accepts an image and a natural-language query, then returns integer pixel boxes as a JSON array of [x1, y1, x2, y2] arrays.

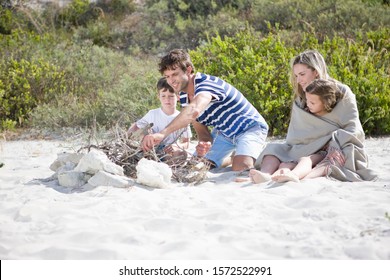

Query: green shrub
[[249, 0, 390, 41], [0, 6, 12, 34], [191, 29, 294, 136], [1, 0, 388, 136], [131, 0, 248, 54], [0, 56, 67, 129], [55, 0, 92, 29], [191, 28, 390, 136], [97, 0, 136, 17], [29, 50, 160, 130], [297, 29, 390, 136]]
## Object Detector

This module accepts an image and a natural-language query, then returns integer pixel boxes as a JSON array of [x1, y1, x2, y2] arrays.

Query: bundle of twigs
[[80, 125, 210, 184]]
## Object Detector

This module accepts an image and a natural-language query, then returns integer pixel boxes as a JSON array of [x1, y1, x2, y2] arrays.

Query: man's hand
[[142, 133, 165, 151], [196, 141, 212, 157]]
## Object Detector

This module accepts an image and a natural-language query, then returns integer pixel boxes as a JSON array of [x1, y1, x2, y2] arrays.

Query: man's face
[[163, 66, 191, 93]]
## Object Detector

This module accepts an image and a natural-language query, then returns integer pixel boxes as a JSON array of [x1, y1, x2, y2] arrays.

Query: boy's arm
[[162, 93, 211, 136], [128, 122, 154, 141], [127, 123, 139, 134], [142, 93, 212, 150]]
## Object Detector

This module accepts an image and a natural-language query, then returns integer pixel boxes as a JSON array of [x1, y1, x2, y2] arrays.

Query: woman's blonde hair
[[290, 50, 331, 102]]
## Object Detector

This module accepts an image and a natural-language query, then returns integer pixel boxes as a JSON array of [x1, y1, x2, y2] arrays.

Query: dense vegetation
[[0, 0, 389, 136]]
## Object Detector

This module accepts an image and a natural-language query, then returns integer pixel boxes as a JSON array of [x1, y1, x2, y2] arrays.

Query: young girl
[[270, 79, 344, 183]]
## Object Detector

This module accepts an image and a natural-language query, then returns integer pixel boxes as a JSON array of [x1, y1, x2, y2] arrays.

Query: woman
[[249, 50, 377, 183]]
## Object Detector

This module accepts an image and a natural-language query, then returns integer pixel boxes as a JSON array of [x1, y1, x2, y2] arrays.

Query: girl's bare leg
[[272, 169, 300, 182], [272, 154, 325, 183], [304, 165, 327, 179]]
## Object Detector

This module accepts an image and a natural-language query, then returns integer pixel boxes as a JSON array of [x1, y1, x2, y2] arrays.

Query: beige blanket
[[255, 85, 377, 181]]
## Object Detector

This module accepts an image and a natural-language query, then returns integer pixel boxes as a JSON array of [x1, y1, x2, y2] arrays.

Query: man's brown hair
[[158, 49, 195, 74]]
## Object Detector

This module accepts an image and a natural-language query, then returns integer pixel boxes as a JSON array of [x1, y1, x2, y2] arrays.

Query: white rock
[[88, 171, 133, 188], [74, 149, 123, 176], [51, 162, 77, 179], [50, 152, 84, 172], [58, 170, 92, 188], [136, 158, 172, 188]]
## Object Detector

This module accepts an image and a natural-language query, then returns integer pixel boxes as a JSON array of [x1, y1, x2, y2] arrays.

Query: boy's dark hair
[[158, 49, 195, 74], [157, 77, 175, 93]]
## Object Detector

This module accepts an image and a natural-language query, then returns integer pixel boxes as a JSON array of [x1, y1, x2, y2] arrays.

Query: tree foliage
[[0, 0, 389, 135]]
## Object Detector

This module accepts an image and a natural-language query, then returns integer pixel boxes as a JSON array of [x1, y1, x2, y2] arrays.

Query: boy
[[142, 49, 268, 171], [128, 77, 192, 159]]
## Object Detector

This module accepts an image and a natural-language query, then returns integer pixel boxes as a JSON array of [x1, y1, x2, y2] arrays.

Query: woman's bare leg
[[248, 155, 281, 183], [249, 169, 272, 183]]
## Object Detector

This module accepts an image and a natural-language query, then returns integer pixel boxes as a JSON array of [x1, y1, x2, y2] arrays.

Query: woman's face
[[293, 64, 318, 91]]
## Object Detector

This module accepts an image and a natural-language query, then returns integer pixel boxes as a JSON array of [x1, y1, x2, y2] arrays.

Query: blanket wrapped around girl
[[251, 50, 377, 183], [255, 83, 377, 182]]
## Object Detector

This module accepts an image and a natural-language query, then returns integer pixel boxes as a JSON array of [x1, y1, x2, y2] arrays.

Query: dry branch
[[79, 126, 210, 184]]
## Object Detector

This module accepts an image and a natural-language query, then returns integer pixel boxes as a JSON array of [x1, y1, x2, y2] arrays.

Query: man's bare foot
[[249, 169, 272, 184], [272, 170, 300, 183]]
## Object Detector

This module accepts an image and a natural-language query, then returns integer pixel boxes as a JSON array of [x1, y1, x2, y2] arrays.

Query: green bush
[[249, 0, 390, 41], [191, 28, 390, 136], [0, 56, 67, 129], [0, 28, 155, 131], [130, 0, 390, 54], [29, 49, 160, 130], [54, 0, 92, 29], [131, 0, 248, 54], [297, 29, 390, 135], [0, 5, 12, 34], [1, 0, 389, 136], [191, 29, 294, 136]]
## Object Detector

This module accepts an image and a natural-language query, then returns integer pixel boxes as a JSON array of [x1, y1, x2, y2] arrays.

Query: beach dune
[[0, 137, 389, 259]]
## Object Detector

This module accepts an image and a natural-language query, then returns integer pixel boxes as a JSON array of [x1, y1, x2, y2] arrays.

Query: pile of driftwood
[[80, 126, 210, 184]]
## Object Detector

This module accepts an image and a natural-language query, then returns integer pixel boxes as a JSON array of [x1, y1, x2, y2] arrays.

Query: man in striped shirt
[[142, 49, 268, 171]]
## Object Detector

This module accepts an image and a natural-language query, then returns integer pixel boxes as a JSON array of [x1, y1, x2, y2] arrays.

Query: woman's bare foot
[[272, 170, 300, 183], [249, 169, 272, 184]]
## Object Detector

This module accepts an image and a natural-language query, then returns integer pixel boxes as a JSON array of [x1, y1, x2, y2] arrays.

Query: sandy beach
[[0, 136, 389, 260]]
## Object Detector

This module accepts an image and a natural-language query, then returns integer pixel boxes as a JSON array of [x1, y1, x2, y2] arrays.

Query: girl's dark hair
[[305, 79, 344, 112]]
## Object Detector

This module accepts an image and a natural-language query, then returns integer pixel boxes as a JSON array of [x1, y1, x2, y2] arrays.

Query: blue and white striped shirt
[[180, 73, 268, 138]]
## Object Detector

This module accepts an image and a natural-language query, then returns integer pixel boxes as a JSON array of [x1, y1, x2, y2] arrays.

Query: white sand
[[0, 137, 389, 260]]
